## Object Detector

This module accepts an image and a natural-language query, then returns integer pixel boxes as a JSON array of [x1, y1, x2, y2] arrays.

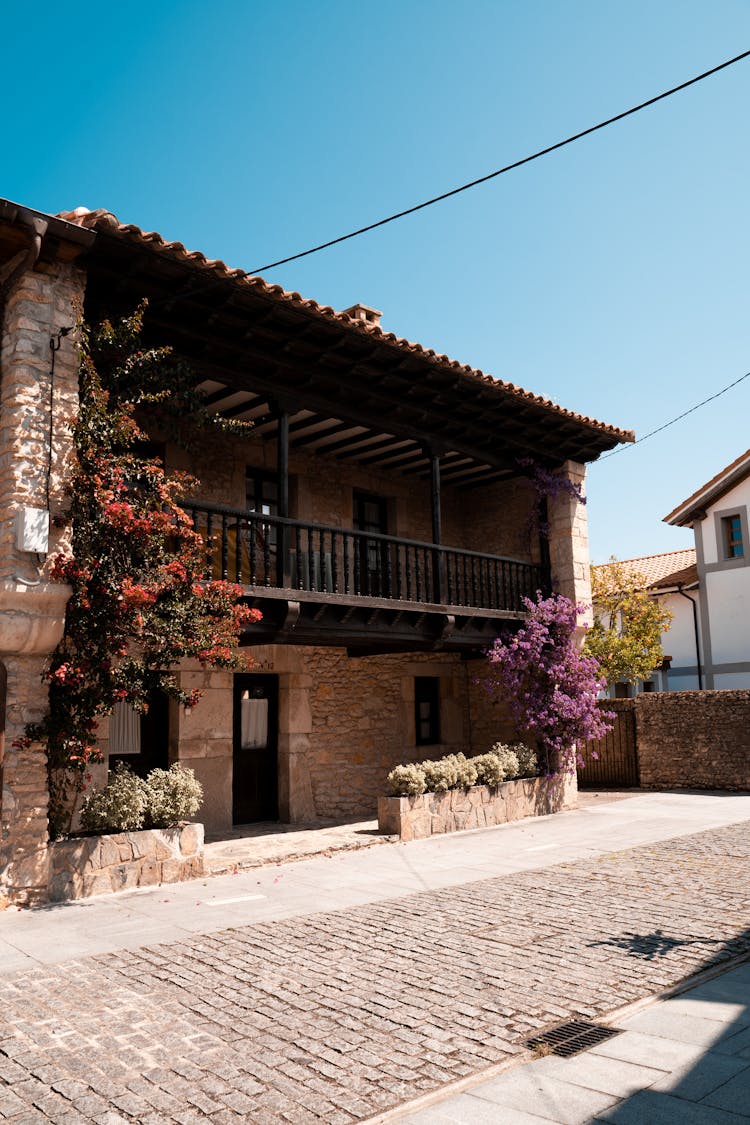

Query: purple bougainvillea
[[486, 592, 613, 773]]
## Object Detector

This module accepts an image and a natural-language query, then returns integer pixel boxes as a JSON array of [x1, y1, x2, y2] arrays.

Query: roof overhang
[[53, 206, 634, 486], [664, 449, 750, 526]]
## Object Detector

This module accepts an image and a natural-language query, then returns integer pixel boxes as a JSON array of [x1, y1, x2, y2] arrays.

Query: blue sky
[[3, 0, 750, 562]]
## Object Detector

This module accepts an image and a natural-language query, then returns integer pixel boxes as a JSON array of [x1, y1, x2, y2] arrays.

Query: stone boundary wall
[[47, 823, 205, 902], [377, 773, 577, 841], [636, 689, 750, 791]]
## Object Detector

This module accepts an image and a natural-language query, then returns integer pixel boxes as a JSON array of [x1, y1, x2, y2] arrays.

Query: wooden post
[[429, 450, 444, 602], [277, 409, 289, 587]]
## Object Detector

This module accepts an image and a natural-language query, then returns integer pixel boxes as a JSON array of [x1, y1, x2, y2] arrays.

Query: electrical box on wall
[[15, 508, 50, 553]]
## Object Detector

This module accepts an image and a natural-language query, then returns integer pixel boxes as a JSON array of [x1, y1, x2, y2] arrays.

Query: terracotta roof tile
[[58, 207, 635, 447], [593, 549, 697, 590]]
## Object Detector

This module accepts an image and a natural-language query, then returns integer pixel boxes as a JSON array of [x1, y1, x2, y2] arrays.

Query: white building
[[664, 448, 750, 690]]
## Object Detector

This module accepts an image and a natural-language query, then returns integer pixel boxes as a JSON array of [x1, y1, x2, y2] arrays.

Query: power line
[[249, 47, 750, 274], [599, 369, 750, 459]]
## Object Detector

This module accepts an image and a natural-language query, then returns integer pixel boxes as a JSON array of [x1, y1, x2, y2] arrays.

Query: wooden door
[[233, 674, 279, 823], [353, 492, 389, 596]]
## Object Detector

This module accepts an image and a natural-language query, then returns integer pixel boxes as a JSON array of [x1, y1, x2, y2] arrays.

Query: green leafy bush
[[145, 764, 203, 828], [80, 763, 149, 833]]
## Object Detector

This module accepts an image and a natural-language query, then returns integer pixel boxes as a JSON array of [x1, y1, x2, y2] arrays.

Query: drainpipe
[[677, 584, 703, 690]]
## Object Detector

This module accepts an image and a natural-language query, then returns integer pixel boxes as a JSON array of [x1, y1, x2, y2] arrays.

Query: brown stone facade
[[636, 689, 750, 791], [155, 646, 522, 835]]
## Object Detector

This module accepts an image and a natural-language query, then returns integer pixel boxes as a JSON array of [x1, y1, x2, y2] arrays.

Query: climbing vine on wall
[[28, 304, 260, 837]]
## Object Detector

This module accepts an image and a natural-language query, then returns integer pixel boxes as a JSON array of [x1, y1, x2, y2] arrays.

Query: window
[[614, 682, 631, 699], [109, 701, 142, 755], [642, 680, 656, 693], [722, 514, 744, 559], [246, 468, 279, 544], [415, 677, 440, 745], [246, 469, 278, 518]]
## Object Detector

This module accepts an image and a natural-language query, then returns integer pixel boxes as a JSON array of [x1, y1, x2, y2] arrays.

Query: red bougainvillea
[[31, 305, 260, 836]]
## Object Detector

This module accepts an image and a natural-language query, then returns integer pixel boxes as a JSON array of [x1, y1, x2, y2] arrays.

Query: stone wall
[[0, 260, 84, 906], [636, 689, 750, 790], [547, 460, 591, 621], [158, 646, 522, 833], [378, 773, 577, 840], [47, 823, 204, 902]]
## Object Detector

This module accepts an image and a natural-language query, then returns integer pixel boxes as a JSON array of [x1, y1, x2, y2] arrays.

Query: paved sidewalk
[[0, 792, 749, 1123], [2, 790, 750, 972], [396, 962, 750, 1123]]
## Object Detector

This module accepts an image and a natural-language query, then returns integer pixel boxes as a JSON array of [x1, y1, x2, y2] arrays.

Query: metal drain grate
[[525, 1019, 623, 1058]]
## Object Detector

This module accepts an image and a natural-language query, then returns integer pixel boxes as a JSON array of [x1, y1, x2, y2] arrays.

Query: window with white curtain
[[109, 701, 141, 755]]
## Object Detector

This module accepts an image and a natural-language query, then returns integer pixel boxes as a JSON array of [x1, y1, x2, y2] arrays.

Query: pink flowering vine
[[486, 591, 613, 773]]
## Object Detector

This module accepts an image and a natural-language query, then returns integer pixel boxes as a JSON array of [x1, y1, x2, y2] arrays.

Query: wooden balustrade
[[181, 501, 549, 613]]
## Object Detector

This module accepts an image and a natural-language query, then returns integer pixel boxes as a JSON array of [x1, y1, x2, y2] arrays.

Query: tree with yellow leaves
[[584, 557, 673, 688]]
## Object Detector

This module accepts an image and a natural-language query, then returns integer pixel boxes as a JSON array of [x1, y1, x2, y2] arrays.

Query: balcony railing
[[181, 501, 548, 613]]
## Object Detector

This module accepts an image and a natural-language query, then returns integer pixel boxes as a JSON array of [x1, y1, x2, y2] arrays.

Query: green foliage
[[585, 557, 673, 687], [79, 762, 204, 834], [386, 743, 538, 796]]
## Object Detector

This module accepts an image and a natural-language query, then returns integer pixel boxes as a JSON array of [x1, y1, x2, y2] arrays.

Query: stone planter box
[[48, 823, 205, 902], [378, 774, 577, 841]]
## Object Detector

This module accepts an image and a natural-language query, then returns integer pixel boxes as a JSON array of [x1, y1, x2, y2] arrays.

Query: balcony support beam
[[276, 408, 289, 587]]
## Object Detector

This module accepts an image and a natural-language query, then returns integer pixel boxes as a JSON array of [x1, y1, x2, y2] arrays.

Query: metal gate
[[578, 700, 639, 788]]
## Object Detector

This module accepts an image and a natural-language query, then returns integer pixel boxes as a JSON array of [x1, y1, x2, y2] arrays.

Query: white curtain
[[109, 701, 141, 755], [241, 692, 268, 749]]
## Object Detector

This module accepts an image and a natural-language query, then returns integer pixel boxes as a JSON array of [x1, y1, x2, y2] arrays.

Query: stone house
[[0, 199, 632, 902]]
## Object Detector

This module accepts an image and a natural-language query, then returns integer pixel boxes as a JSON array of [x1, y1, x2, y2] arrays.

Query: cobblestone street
[[2, 819, 750, 1124]]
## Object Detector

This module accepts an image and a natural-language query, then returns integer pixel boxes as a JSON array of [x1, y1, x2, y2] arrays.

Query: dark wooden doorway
[[233, 674, 279, 823], [579, 700, 639, 788], [353, 491, 389, 596]]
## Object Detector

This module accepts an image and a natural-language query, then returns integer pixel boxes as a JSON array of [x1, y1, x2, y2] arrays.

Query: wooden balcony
[[183, 501, 550, 654]]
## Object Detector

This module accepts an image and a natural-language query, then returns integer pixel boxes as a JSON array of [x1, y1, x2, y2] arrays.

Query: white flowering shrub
[[387, 742, 540, 797], [80, 763, 149, 832], [79, 762, 204, 833], [474, 752, 507, 787], [454, 752, 479, 788], [513, 744, 538, 777], [387, 763, 427, 796], [145, 764, 203, 828], [422, 755, 460, 792], [489, 743, 520, 780]]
